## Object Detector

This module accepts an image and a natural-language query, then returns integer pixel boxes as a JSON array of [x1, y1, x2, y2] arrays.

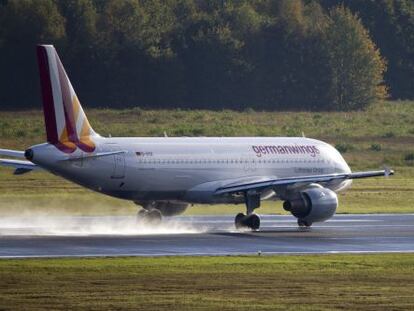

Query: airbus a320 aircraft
[[0, 45, 393, 230]]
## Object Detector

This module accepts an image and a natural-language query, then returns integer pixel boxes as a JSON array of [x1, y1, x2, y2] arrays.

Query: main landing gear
[[137, 208, 162, 225], [235, 191, 261, 231]]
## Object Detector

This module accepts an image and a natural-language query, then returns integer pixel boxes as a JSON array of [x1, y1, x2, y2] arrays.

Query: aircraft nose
[[24, 149, 34, 161], [337, 157, 351, 174]]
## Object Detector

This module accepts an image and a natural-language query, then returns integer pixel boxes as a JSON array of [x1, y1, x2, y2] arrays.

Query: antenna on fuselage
[[163, 131, 168, 137], [302, 131, 306, 138]]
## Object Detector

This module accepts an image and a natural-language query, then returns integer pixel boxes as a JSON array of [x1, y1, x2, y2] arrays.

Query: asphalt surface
[[0, 214, 413, 258]]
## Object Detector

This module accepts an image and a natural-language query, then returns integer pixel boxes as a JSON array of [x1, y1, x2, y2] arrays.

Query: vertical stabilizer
[[36, 45, 96, 153]]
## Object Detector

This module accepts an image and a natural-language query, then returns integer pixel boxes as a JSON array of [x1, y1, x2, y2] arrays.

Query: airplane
[[0, 45, 393, 230]]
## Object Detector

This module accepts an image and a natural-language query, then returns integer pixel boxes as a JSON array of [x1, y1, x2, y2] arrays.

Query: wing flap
[[215, 169, 394, 195]]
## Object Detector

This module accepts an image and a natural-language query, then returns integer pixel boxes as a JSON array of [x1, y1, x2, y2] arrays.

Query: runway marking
[[2, 250, 414, 259], [261, 224, 414, 228], [179, 214, 414, 217], [183, 219, 381, 223]]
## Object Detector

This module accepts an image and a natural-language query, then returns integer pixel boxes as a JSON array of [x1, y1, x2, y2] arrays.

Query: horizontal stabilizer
[[0, 149, 25, 159], [14, 168, 34, 175], [0, 158, 40, 174]]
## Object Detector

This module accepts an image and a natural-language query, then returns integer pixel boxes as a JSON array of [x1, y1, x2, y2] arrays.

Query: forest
[[0, 0, 413, 111]]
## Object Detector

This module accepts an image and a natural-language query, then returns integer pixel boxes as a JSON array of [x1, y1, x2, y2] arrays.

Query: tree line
[[0, 0, 412, 111]]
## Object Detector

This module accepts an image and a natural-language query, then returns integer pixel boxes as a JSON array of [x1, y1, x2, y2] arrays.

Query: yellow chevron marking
[[72, 95, 81, 122], [59, 127, 77, 149], [59, 127, 70, 142], [80, 118, 92, 137], [79, 120, 95, 149], [61, 140, 77, 150]]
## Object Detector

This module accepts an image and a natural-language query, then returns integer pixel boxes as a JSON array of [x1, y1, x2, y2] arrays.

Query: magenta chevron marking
[[36, 46, 58, 144]]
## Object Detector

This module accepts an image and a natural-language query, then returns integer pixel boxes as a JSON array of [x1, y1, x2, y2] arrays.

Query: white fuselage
[[29, 136, 352, 204]]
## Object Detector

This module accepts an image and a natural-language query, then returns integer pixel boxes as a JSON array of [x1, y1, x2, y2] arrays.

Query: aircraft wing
[[215, 169, 393, 195], [0, 158, 40, 175], [0, 148, 25, 159]]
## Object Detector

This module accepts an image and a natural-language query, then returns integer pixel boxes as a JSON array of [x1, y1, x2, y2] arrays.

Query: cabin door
[[111, 148, 125, 179]]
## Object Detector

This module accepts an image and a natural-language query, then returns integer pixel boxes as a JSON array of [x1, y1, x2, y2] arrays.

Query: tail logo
[[37, 45, 96, 153]]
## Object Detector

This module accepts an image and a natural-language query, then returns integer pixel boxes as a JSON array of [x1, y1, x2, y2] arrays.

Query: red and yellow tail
[[37, 45, 96, 153]]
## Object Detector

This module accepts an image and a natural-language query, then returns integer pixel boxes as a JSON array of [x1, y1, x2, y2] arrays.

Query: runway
[[0, 214, 413, 258]]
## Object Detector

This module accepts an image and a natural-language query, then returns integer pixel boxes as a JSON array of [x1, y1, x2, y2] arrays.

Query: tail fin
[[36, 45, 97, 153]]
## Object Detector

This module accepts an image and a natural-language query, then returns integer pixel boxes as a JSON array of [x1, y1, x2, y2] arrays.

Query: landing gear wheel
[[246, 214, 260, 230], [235, 213, 245, 229], [137, 209, 162, 225], [235, 213, 260, 231], [137, 209, 148, 217], [298, 219, 312, 228], [146, 209, 162, 224]]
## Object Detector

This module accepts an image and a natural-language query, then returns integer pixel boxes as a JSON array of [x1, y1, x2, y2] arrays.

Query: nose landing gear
[[234, 191, 261, 231], [297, 219, 312, 228]]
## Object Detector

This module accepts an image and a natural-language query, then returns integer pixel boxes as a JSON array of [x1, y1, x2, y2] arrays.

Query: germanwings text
[[252, 145, 320, 157]]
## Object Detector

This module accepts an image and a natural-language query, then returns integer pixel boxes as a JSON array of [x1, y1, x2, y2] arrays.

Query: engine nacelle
[[137, 201, 189, 217], [283, 186, 338, 224]]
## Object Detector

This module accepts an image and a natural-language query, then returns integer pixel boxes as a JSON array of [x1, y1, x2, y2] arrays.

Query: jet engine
[[137, 201, 189, 217], [283, 185, 338, 226]]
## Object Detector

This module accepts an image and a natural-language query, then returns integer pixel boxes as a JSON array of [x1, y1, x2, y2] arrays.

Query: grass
[[0, 254, 413, 310], [0, 100, 413, 215]]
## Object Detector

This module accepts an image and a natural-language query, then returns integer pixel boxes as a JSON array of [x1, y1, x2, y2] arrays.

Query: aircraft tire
[[146, 209, 162, 224], [235, 213, 245, 229], [298, 219, 312, 228], [235, 213, 260, 231], [245, 214, 260, 230], [137, 209, 162, 225], [137, 209, 148, 217]]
